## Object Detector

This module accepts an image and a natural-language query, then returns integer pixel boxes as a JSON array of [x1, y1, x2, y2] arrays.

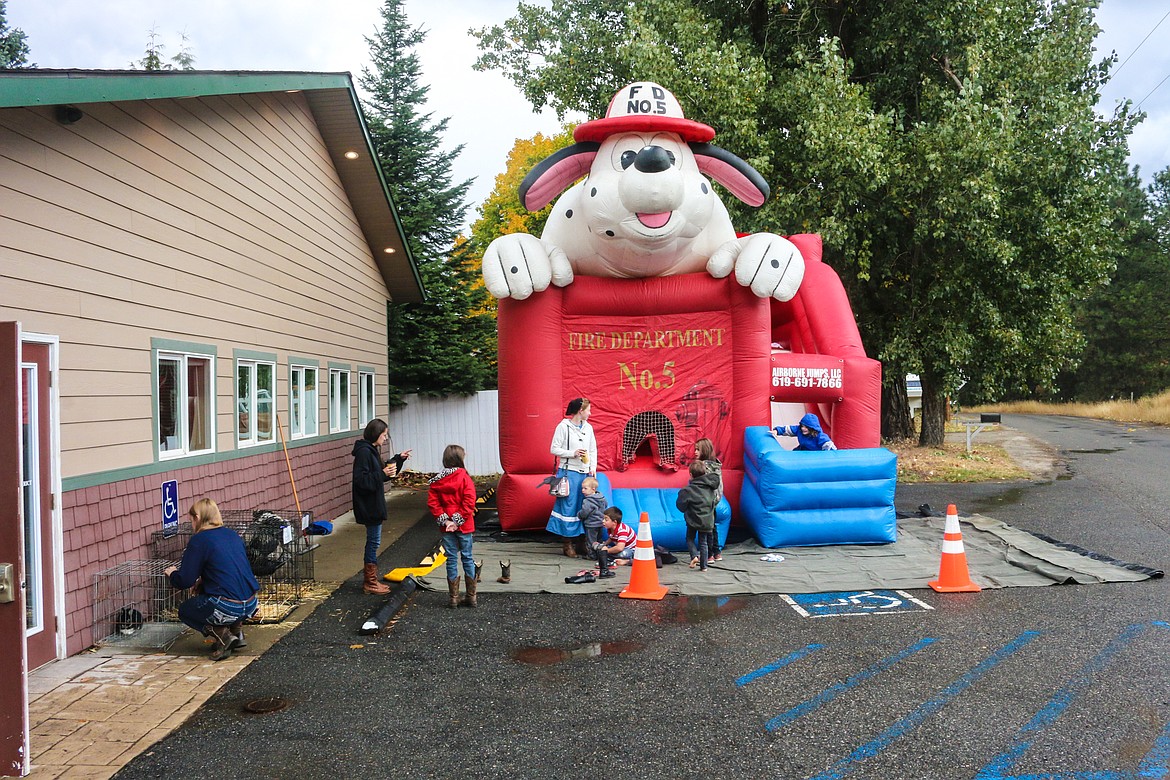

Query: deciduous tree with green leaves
[[463, 126, 577, 314], [364, 0, 496, 400], [474, 0, 1136, 445], [0, 0, 31, 68]]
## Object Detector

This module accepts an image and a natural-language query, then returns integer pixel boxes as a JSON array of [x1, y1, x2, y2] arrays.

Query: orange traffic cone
[[619, 512, 669, 601], [928, 504, 981, 593]]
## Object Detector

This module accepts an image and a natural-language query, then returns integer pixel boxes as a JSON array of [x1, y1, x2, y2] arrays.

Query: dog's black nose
[[633, 145, 675, 173]]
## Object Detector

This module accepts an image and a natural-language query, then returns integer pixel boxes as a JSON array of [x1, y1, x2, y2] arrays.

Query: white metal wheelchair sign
[[782, 589, 933, 618]]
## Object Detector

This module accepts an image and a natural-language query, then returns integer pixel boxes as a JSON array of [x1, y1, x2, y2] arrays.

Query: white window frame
[[329, 367, 352, 433], [236, 356, 276, 448], [156, 348, 216, 460], [358, 369, 376, 428], [290, 361, 319, 440]]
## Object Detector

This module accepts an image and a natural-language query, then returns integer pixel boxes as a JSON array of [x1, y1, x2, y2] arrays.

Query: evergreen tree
[[131, 27, 196, 70], [1062, 167, 1170, 400], [362, 0, 496, 400], [0, 0, 32, 68]]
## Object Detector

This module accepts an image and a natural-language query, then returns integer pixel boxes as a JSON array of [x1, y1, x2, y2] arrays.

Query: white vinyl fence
[[385, 391, 502, 476]]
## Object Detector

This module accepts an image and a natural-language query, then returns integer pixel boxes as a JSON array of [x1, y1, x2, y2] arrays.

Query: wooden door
[[0, 322, 29, 777], [21, 342, 55, 671]]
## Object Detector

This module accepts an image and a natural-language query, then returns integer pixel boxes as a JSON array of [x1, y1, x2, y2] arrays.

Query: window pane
[[21, 366, 42, 631], [291, 367, 303, 437], [188, 357, 211, 452], [304, 368, 318, 434], [237, 363, 253, 440], [359, 372, 374, 427], [340, 372, 350, 430], [158, 357, 181, 451], [256, 363, 274, 442]]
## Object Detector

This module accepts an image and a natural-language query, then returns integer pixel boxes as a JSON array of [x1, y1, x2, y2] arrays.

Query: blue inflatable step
[[740, 426, 897, 548], [595, 473, 730, 552]]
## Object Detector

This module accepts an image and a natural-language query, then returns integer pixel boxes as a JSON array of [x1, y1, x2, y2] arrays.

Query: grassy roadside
[[896, 389, 1170, 483], [886, 428, 1029, 484]]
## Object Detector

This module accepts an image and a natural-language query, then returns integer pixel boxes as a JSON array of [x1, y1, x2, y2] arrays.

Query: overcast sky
[[7, 0, 1169, 224]]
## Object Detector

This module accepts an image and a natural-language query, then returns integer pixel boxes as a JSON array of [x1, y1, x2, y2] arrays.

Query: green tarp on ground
[[450, 514, 1158, 597]]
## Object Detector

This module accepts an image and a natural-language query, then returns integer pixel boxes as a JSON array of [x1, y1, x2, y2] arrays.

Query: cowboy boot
[[475, 559, 483, 583], [497, 559, 511, 584], [463, 576, 478, 608], [363, 563, 390, 595], [562, 539, 578, 558], [447, 577, 460, 609]]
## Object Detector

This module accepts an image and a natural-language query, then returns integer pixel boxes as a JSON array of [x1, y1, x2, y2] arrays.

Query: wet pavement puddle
[[510, 640, 644, 665]]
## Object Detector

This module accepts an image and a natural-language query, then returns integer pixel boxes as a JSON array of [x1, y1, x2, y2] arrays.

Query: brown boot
[[447, 577, 460, 609], [462, 576, 478, 608], [562, 540, 578, 558], [208, 624, 239, 662], [363, 563, 390, 595]]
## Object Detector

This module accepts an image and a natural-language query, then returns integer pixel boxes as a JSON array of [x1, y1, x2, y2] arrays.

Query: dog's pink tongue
[[637, 212, 671, 229]]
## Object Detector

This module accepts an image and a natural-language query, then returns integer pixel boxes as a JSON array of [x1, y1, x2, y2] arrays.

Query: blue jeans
[[442, 531, 475, 580], [364, 523, 382, 565], [178, 594, 258, 633]]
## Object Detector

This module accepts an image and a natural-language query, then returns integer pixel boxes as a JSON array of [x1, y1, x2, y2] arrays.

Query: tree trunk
[[881, 374, 915, 441], [918, 375, 947, 447]]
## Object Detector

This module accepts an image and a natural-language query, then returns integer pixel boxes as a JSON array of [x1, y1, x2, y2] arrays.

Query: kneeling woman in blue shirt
[[165, 498, 260, 661]]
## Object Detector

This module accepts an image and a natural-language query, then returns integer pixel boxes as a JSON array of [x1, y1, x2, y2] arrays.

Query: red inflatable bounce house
[[495, 234, 880, 531], [481, 81, 882, 531]]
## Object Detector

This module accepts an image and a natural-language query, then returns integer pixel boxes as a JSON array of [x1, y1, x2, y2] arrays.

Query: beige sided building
[[0, 70, 423, 672]]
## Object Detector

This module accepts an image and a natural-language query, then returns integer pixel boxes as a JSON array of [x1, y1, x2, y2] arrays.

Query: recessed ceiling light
[[344, 150, 359, 160], [384, 247, 396, 254]]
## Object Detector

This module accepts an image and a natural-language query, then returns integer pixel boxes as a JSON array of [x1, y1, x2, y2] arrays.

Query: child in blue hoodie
[[774, 413, 837, 451]]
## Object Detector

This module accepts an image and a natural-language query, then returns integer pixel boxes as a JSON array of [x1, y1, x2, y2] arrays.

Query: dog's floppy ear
[[690, 142, 770, 207], [518, 142, 601, 211]]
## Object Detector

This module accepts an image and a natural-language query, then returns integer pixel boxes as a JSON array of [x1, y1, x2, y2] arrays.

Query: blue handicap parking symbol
[[782, 589, 933, 618]]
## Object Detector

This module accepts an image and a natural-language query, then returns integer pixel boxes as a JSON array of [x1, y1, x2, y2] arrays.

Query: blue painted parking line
[[782, 590, 933, 618], [975, 621, 1170, 780], [807, 631, 1042, 780], [736, 643, 824, 687], [765, 637, 937, 732]]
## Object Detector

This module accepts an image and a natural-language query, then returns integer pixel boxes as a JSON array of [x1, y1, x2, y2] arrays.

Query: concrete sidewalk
[[24, 487, 428, 779]]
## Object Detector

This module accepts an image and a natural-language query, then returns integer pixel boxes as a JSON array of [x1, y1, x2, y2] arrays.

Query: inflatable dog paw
[[482, 232, 573, 300], [708, 232, 806, 302]]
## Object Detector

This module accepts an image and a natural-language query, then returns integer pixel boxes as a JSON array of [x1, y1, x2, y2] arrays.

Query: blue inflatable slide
[[739, 426, 897, 547]]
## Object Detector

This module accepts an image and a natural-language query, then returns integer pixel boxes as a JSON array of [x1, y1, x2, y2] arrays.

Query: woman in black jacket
[[353, 418, 411, 594]]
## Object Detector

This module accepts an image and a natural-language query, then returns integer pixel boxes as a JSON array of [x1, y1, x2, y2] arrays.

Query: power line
[[1111, 8, 1170, 78], [1136, 71, 1170, 109]]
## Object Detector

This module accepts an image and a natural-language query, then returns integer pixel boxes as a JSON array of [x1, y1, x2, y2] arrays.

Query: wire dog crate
[[94, 510, 316, 649], [92, 559, 191, 649], [149, 509, 316, 623]]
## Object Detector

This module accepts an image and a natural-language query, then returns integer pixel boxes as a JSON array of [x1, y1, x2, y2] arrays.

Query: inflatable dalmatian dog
[[482, 82, 805, 301]]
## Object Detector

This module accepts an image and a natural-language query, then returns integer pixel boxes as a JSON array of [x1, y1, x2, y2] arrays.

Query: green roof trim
[[0, 69, 352, 108]]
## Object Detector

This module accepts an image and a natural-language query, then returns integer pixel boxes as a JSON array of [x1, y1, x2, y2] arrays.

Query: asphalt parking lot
[[112, 415, 1170, 780]]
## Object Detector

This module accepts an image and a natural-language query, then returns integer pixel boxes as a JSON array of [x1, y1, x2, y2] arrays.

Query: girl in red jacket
[[428, 444, 479, 608]]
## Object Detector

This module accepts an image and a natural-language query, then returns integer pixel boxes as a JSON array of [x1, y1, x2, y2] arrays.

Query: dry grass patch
[[973, 388, 1170, 426], [886, 438, 1030, 483]]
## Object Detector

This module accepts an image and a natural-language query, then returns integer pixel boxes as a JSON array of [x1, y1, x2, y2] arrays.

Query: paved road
[[115, 415, 1170, 780]]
